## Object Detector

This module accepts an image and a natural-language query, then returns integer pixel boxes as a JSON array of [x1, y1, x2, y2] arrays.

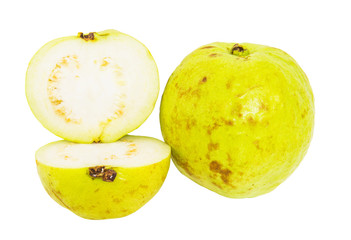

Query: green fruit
[[36, 135, 170, 219], [160, 42, 314, 198], [26, 29, 159, 143]]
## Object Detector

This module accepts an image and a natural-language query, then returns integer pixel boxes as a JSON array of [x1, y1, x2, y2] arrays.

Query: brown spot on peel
[[247, 116, 257, 125], [211, 181, 223, 189], [172, 152, 195, 177], [209, 53, 220, 57], [260, 103, 268, 111], [208, 142, 219, 151], [185, 119, 197, 130], [220, 169, 232, 184], [253, 140, 261, 150], [50, 189, 72, 211], [301, 109, 308, 118], [200, 46, 215, 49], [209, 161, 233, 185], [209, 161, 221, 172], [207, 122, 220, 135]]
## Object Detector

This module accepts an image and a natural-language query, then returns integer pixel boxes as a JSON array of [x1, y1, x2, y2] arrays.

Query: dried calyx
[[231, 44, 249, 57], [89, 166, 117, 182], [78, 32, 95, 41], [232, 44, 244, 53]]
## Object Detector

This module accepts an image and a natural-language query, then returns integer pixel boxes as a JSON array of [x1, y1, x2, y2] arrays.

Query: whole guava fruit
[[160, 42, 314, 198]]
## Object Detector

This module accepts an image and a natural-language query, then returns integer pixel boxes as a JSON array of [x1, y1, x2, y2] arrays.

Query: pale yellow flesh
[[160, 42, 314, 198], [36, 135, 170, 168], [36, 136, 170, 219], [26, 29, 159, 143]]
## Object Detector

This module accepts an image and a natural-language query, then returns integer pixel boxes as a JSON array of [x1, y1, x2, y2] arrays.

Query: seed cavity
[[88, 166, 117, 182], [47, 55, 127, 125], [47, 55, 81, 123]]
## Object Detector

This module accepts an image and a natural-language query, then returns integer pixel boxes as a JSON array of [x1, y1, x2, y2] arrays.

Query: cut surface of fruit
[[36, 135, 170, 168], [36, 135, 170, 219], [26, 30, 159, 143]]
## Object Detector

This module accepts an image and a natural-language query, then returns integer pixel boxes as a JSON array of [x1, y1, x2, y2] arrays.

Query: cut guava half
[[36, 135, 171, 219], [26, 29, 159, 143]]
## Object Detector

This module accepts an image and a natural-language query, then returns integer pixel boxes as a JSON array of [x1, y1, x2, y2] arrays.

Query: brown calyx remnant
[[102, 169, 117, 182], [78, 32, 96, 41], [88, 166, 117, 182], [89, 166, 105, 177], [231, 44, 244, 53]]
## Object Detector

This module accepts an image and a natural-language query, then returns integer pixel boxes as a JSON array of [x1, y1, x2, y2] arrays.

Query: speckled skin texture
[[160, 42, 314, 198], [36, 157, 170, 219]]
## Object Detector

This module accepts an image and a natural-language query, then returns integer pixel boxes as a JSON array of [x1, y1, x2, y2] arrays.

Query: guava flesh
[[26, 30, 159, 143]]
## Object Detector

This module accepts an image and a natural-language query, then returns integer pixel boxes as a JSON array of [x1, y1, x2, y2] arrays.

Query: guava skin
[[36, 157, 170, 219], [160, 42, 314, 198]]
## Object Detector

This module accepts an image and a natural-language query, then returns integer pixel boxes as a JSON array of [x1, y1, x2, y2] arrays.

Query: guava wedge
[[36, 135, 170, 219], [26, 30, 159, 143], [160, 42, 314, 198]]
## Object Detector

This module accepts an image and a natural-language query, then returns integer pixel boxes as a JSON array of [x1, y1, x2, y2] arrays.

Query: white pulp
[[26, 31, 159, 142], [36, 136, 170, 168]]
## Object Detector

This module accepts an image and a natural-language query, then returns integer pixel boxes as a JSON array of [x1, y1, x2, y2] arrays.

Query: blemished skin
[[37, 156, 170, 219], [160, 42, 314, 198]]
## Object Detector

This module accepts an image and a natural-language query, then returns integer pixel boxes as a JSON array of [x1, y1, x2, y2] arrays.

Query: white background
[[1, 0, 350, 239]]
